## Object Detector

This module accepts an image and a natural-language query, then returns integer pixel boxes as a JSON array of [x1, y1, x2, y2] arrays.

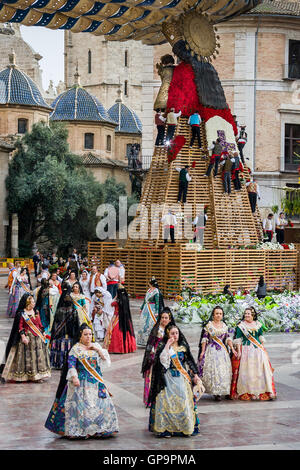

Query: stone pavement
[[0, 273, 300, 450]]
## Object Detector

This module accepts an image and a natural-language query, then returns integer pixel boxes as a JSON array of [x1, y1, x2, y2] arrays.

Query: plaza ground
[[0, 273, 299, 450]]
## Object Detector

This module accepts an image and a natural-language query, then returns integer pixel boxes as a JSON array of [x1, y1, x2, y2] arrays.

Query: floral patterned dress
[[149, 345, 200, 437], [45, 342, 119, 437], [137, 288, 160, 347], [230, 321, 276, 401], [198, 321, 232, 396]]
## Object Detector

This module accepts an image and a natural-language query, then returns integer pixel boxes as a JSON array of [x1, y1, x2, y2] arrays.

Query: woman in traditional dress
[[137, 279, 163, 347], [103, 285, 136, 354], [49, 272, 62, 330], [141, 307, 176, 407], [49, 283, 81, 369], [70, 282, 93, 332], [198, 306, 236, 401], [65, 270, 78, 290], [45, 323, 119, 439], [6, 268, 31, 318], [79, 270, 91, 301], [91, 287, 114, 342], [35, 278, 51, 345], [230, 307, 276, 401], [148, 325, 202, 438], [2, 294, 51, 383]]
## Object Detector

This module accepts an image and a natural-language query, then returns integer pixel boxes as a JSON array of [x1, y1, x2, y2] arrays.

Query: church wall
[[0, 26, 44, 93], [64, 121, 116, 157], [0, 143, 11, 256], [0, 107, 49, 136], [89, 166, 131, 194], [114, 133, 141, 161], [64, 32, 147, 114]]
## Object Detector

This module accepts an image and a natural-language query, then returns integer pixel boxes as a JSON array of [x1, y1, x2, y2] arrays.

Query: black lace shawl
[[148, 328, 198, 404], [116, 286, 135, 346], [50, 286, 80, 341], [2, 293, 33, 363], [141, 309, 176, 376]]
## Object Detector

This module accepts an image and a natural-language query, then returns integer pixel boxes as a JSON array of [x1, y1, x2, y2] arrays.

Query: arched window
[[18, 118, 28, 134], [84, 133, 94, 149], [106, 135, 112, 152], [124, 80, 128, 96], [125, 50, 128, 67], [88, 49, 92, 74]]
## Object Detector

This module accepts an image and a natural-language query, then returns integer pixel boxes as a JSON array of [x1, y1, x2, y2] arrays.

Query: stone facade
[[0, 140, 13, 256], [64, 31, 148, 114], [0, 24, 44, 93], [0, 105, 49, 136]]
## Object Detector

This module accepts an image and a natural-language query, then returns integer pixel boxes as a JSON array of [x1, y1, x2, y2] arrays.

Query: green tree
[[6, 121, 104, 254]]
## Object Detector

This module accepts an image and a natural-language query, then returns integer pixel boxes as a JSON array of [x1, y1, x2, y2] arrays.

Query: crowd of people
[[1, 257, 277, 440]]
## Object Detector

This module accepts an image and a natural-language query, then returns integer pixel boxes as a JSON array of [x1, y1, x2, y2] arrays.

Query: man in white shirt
[[263, 213, 274, 242], [115, 259, 125, 284], [162, 210, 177, 243]]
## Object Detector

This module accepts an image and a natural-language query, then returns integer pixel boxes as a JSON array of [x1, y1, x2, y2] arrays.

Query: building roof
[[0, 63, 51, 109], [108, 99, 142, 135], [81, 153, 128, 168], [50, 85, 117, 125], [247, 0, 300, 17]]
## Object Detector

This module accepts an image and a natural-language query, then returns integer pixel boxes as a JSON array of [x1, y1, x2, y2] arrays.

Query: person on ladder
[[188, 112, 203, 150], [176, 165, 192, 203], [166, 108, 181, 143]]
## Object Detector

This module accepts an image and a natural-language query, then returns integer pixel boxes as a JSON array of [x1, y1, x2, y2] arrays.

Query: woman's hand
[[193, 375, 201, 384], [21, 336, 29, 346], [166, 337, 174, 349], [72, 377, 80, 387], [199, 351, 205, 361], [237, 349, 241, 360], [231, 348, 238, 358]]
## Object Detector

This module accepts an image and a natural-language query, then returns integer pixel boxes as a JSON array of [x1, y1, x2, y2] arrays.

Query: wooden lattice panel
[[88, 242, 298, 296]]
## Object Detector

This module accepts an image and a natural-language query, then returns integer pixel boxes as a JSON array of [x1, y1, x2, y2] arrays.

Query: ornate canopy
[[0, 1, 262, 45]]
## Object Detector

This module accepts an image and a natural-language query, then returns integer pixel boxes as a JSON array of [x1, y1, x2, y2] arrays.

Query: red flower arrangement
[[166, 62, 238, 135], [167, 135, 186, 163]]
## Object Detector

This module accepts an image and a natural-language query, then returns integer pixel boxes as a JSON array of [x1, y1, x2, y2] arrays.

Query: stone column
[[11, 213, 19, 258], [141, 46, 155, 168], [0, 143, 12, 256]]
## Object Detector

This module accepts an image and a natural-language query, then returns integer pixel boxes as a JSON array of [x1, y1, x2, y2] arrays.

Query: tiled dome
[[50, 85, 116, 124], [0, 64, 51, 109], [108, 101, 142, 135]]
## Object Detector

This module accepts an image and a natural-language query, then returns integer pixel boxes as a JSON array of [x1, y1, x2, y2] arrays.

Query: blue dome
[[108, 101, 142, 134], [0, 66, 51, 109], [50, 86, 116, 124]]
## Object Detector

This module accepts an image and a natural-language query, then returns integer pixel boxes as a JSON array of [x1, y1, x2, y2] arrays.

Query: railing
[[126, 154, 152, 170], [282, 63, 300, 80]]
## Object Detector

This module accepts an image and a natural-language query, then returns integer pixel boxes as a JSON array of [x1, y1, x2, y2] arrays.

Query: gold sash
[[170, 352, 192, 385], [77, 353, 112, 397], [20, 281, 31, 293], [22, 312, 46, 344], [207, 326, 229, 355], [146, 303, 157, 325], [238, 323, 265, 352]]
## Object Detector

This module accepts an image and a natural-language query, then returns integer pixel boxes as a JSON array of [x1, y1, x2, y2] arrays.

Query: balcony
[[126, 154, 152, 171]]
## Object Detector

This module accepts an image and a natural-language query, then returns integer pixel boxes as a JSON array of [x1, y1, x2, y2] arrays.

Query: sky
[[20, 25, 64, 91]]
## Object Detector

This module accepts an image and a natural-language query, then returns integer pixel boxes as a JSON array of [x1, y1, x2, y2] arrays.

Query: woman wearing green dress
[[137, 279, 164, 348]]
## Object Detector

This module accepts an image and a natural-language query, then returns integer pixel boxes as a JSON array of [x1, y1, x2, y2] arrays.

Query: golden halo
[[182, 11, 217, 59]]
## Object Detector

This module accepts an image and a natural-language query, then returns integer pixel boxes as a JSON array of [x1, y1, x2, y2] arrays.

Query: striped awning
[[0, 0, 262, 44]]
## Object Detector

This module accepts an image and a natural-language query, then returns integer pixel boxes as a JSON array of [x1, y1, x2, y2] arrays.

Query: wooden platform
[[88, 242, 298, 297]]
